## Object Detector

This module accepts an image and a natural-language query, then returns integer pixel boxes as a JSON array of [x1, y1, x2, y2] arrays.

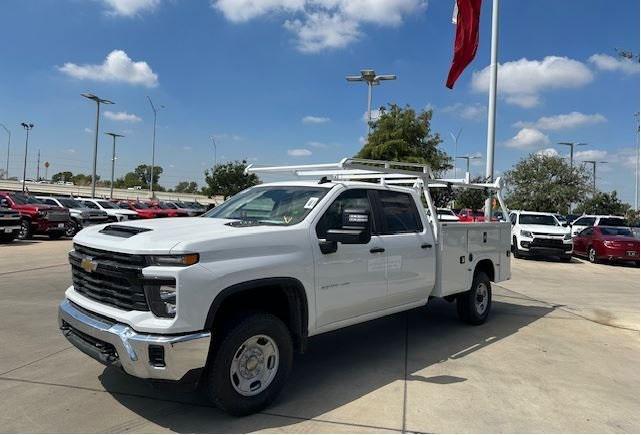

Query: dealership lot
[[0, 240, 638, 433]]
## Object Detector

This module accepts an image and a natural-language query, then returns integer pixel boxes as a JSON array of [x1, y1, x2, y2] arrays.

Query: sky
[[0, 0, 639, 203]]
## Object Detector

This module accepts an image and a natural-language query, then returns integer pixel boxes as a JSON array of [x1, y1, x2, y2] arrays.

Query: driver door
[[314, 188, 388, 327]]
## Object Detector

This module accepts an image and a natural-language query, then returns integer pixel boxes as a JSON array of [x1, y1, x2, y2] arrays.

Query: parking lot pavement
[[0, 241, 638, 433]]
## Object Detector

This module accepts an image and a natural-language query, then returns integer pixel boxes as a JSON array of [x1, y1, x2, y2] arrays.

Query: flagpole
[[484, 0, 499, 219]]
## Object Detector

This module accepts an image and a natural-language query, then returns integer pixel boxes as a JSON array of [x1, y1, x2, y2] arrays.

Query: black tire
[[457, 271, 492, 325], [65, 220, 79, 237], [48, 231, 64, 240], [203, 312, 293, 416], [634, 261, 639, 268], [587, 246, 598, 264], [560, 255, 572, 263], [17, 219, 32, 240]]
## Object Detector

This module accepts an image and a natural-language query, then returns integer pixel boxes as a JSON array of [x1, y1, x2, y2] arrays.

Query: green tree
[[51, 171, 73, 183], [505, 154, 590, 212], [133, 164, 163, 189], [453, 176, 487, 210], [356, 104, 451, 173], [174, 181, 199, 193], [574, 191, 631, 216], [203, 160, 259, 199], [71, 173, 99, 186]]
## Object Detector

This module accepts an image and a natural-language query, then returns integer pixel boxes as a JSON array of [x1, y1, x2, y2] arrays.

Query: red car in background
[[148, 200, 188, 217], [115, 200, 160, 219], [0, 191, 70, 239], [573, 226, 639, 266], [457, 208, 497, 223]]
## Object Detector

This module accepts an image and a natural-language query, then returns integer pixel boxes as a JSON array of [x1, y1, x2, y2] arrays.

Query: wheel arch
[[205, 277, 309, 353], [474, 258, 495, 282]]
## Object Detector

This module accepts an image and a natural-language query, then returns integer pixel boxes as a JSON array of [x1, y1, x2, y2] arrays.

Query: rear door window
[[574, 217, 596, 226], [376, 190, 423, 234]]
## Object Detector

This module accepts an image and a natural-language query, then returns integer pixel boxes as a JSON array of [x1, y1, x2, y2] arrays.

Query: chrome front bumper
[[58, 299, 211, 381]]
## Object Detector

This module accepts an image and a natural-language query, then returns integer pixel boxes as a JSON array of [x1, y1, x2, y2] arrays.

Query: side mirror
[[325, 209, 371, 245]]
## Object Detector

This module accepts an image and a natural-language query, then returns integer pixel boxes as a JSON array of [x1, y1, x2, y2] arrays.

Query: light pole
[[558, 141, 587, 168], [105, 132, 124, 199], [0, 123, 10, 179], [456, 155, 482, 178], [346, 69, 396, 135], [211, 136, 217, 168], [82, 93, 114, 198], [634, 112, 639, 210], [20, 122, 33, 192], [582, 160, 608, 194], [450, 129, 462, 178], [147, 96, 164, 198]]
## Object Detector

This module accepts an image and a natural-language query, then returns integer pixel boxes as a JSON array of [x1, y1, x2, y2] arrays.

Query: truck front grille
[[69, 244, 149, 311], [47, 211, 69, 222], [531, 238, 565, 249]]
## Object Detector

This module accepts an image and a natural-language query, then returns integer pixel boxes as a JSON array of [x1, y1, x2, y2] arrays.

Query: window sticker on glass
[[304, 197, 320, 209]]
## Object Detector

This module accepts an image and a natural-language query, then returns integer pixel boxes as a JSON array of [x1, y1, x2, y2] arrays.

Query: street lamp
[[0, 123, 10, 179], [20, 122, 34, 192], [582, 160, 608, 194], [449, 129, 462, 178], [82, 93, 114, 198], [147, 96, 164, 198], [346, 69, 396, 135], [211, 136, 217, 168], [558, 141, 587, 168], [456, 155, 482, 178], [105, 132, 124, 199]]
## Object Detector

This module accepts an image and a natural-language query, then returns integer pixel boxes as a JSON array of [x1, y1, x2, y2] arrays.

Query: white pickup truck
[[58, 159, 511, 416]]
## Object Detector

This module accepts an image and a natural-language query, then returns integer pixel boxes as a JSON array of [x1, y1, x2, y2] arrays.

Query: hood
[[520, 224, 569, 234], [73, 217, 280, 254]]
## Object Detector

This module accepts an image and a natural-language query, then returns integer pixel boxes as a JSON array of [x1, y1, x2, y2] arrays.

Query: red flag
[[446, 0, 482, 89]]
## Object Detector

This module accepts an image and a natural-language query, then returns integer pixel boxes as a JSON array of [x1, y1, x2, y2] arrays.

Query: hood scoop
[[99, 224, 152, 238]]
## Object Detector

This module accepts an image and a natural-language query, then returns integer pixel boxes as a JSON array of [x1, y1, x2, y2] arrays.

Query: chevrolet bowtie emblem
[[80, 257, 98, 273]]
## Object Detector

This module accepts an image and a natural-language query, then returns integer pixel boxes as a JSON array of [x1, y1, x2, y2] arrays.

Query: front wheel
[[457, 271, 492, 325], [17, 219, 32, 240], [203, 312, 293, 416], [588, 247, 598, 263]]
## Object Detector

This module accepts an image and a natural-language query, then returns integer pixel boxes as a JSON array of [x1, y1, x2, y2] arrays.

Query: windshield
[[600, 227, 634, 237], [519, 214, 559, 226], [82, 201, 99, 209], [58, 198, 82, 208], [133, 202, 150, 209], [97, 201, 117, 209], [160, 202, 177, 209], [205, 186, 329, 226], [598, 217, 627, 227], [11, 194, 43, 205]]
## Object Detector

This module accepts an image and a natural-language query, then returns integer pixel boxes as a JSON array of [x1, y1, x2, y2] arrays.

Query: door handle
[[369, 247, 385, 254], [421, 243, 432, 249]]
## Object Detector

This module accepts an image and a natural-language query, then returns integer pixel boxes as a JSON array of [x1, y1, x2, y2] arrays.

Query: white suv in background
[[76, 198, 139, 222], [570, 215, 628, 237], [509, 210, 572, 262]]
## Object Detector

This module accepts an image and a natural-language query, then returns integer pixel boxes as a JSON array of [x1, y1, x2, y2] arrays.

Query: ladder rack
[[246, 158, 509, 241]]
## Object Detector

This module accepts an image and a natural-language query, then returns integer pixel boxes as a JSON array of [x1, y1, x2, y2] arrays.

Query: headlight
[[144, 279, 176, 318], [37, 210, 47, 218], [146, 254, 199, 266], [520, 230, 533, 238]]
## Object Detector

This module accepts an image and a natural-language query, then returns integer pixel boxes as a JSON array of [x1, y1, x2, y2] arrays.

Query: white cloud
[[101, 0, 160, 16], [363, 108, 384, 123], [472, 56, 593, 108], [104, 110, 142, 122], [284, 12, 360, 53], [612, 148, 639, 169], [212, 133, 242, 142], [212, 0, 425, 52], [589, 54, 639, 75], [575, 149, 608, 161], [182, 146, 192, 151], [504, 128, 550, 149], [514, 112, 606, 131], [302, 115, 330, 124], [83, 128, 93, 133], [442, 103, 486, 121], [65, 148, 77, 154], [287, 148, 312, 156], [58, 50, 158, 87], [535, 148, 559, 157]]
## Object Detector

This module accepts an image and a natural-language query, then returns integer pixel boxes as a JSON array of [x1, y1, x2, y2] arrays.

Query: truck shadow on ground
[[99, 298, 553, 432]]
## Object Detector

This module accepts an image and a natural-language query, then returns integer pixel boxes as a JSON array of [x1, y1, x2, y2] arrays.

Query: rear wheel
[[65, 220, 79, 237], [17, 219, 32, 240], [203, 312, 293, 416], [457, 271, 492, 325]]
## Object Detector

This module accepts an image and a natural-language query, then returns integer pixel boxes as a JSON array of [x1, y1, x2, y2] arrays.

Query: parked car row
[[0, 191, 207, 243]]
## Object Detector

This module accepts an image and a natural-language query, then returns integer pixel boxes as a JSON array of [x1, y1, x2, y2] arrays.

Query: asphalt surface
[[0, 239, 638, 433]]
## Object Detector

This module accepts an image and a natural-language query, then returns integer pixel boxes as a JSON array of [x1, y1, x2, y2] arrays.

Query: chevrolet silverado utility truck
[[58, 159, 511, 416]]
